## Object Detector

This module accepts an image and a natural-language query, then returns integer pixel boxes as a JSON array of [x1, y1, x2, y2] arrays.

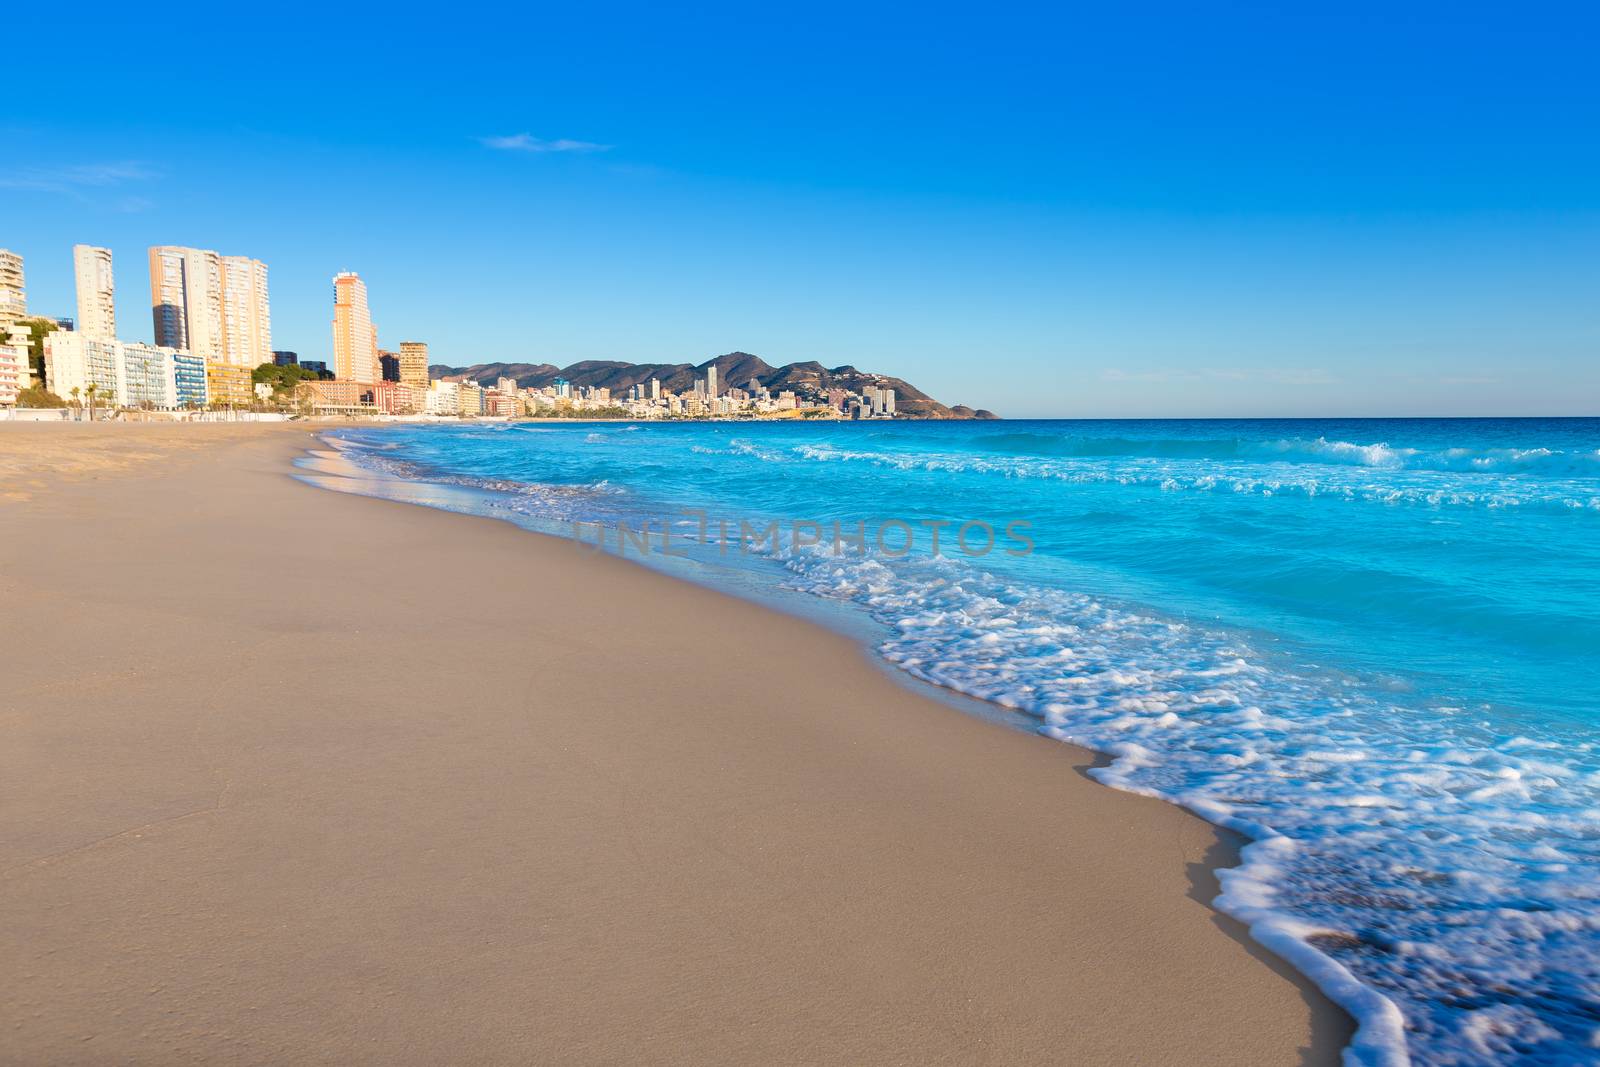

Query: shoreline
[[2, 422, 1354, 1064], [310, 423, 1403, 1064]]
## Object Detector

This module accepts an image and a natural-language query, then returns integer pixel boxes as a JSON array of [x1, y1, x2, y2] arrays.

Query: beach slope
[[0, 424, 1351, 1064]]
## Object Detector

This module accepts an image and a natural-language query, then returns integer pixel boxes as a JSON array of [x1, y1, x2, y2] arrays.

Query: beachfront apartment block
[[172, 350, 208, 408], [373, 380, 421, 415], [206, 361, 254, 407], [73, 245, 117, 342], [332, 272, 378, 384], [44, 331, 210, 410], [424, 378, 459, 414], [398, 341, 429, 392], [220, 255, 272, 367], [150, 246, 271, 366], [44, 332, 116, 402], [0, 331, 31, 405], [0, 249, 26, 333], [485, 390, 519, 417]]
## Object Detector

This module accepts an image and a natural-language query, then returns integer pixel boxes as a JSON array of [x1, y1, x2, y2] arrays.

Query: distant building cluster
[[0, 244, 905, 420], [294, 363, 901, 420]]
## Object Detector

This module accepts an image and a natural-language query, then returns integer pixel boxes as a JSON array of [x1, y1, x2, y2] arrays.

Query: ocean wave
[[963, 431, 1600, 475], [768, 544, 1600, 1066], [784, 443, 1600, 513]]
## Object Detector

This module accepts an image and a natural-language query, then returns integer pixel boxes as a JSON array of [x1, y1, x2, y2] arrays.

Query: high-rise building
[[0, 250, 26, 333], [220, 255, 272, 367], [706, 364, 717, 398], [862, 384, 897, 417], [149, 246, 222, 358], [72, 245, 116, 342], [331, 272, 378, 383], [397, 341, 429, 392], [379, 350, 400, 382], [273, 350, 299, 366], [149, 246, 269, 366], [649, 377, 660, 400]]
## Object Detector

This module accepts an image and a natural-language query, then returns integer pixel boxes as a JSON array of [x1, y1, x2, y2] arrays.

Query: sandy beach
[[0, 423, 1351, 1065]]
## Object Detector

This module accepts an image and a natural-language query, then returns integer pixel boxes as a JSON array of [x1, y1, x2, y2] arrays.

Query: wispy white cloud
[[0, 161, 158, 193], [480, 133, 611, 154]]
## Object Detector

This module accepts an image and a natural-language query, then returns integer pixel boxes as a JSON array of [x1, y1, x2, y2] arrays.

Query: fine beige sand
[[0, 423, 1352, 1065]]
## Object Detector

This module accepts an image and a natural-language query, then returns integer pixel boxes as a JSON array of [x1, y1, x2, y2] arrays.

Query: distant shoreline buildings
[[0, 242, 924, 420]]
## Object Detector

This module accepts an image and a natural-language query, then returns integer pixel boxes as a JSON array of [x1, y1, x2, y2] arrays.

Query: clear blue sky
[[5, 1, 1597, 417]]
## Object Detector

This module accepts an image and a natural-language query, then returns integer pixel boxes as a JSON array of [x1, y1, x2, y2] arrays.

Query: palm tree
[[69, 386, 81, 421], [85, 383, 98, 422]]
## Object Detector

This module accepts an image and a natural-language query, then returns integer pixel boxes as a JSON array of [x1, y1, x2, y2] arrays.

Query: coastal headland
[[0, 423, 1351, 1064]]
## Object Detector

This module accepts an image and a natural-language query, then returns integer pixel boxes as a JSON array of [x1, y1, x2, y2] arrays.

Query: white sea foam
[[778, 442, 1600, 513], [766, 543, 1600, 1066]]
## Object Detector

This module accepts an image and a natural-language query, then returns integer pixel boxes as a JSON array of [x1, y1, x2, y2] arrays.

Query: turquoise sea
[[307, 418, 1600, 1066]]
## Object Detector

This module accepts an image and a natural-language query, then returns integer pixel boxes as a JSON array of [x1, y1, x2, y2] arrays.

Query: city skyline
[[4, 4, 1599, 418]]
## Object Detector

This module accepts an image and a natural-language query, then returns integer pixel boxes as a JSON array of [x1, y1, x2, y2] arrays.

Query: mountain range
[[428, 352, 997, 419]]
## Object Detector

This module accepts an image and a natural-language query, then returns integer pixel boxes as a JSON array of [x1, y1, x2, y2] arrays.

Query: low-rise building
[[206, 360, 255, 407], [43, 332, 202, 410], [0, 335, 30, 405], [373, 380, 420, 414], [120, 342, 174, 409], [172, 351, 208, 408], [295, 379, 376, 414], [425, 379, 459, 415], [45, 331, 119, 405]]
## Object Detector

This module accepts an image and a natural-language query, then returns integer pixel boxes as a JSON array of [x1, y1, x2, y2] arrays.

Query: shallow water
[[315, 418, 1600, 1066]]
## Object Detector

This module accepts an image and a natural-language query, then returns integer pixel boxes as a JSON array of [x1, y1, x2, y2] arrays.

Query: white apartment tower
[[0, 249, 26, 332], [331, 272, 378, 383], [73, 244, 117, 341], [706, 364, 717, 398], [220, 256, 272, 366]]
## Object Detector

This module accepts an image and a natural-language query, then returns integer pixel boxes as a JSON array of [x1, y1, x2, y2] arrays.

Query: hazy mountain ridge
[[427, 352, 996, 418]]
